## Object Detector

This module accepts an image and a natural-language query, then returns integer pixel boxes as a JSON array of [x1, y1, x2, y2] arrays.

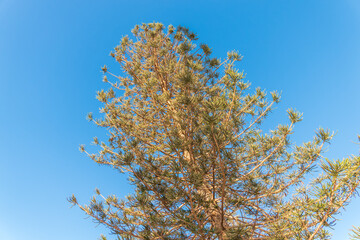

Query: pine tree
[[69, 23, 360, 240]]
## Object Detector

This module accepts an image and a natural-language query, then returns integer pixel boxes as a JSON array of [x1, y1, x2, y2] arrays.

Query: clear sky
[[1, 0, 359, 239]]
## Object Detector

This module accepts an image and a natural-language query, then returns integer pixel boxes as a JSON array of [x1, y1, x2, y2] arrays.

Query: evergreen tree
[[69, 23, 360, 240]]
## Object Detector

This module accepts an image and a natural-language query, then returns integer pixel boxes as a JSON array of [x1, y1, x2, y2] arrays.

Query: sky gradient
[[1, 0, 360, 239]]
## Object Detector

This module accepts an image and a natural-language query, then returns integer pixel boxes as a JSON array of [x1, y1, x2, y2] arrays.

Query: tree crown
[[70, 23, 360, 240]]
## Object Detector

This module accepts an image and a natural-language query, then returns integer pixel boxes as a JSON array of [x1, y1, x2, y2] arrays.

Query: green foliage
[[70, 23, 360, 240]]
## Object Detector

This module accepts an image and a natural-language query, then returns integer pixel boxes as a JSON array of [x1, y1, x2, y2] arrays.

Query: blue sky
[[1, 0, 359, 239]]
